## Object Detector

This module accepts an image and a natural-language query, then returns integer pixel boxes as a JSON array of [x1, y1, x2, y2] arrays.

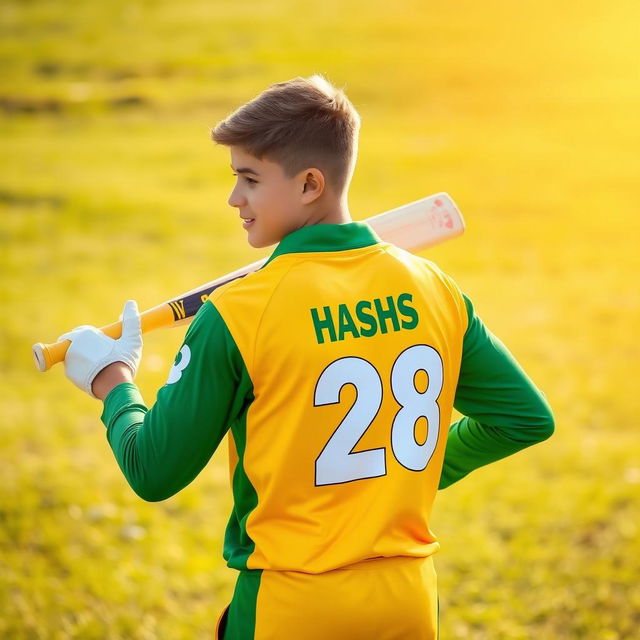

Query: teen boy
[[60, 74, 555, 639]]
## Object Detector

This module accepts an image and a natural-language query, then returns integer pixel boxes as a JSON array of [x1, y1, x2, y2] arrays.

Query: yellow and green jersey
[[101, 221, 554, 575]]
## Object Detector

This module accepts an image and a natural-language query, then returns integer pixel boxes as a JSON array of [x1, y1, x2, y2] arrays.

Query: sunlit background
[[2, 1, 639, 637]]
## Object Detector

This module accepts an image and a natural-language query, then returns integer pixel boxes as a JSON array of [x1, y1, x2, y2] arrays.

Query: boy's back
[[213, 222, 467, 574]]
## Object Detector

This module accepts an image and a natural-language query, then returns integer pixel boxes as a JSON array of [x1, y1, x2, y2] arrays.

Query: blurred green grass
[[1, 0, 639, 638]]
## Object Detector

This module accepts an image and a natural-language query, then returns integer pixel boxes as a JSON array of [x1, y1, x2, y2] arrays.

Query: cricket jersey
[[101, 221, 554, 575]]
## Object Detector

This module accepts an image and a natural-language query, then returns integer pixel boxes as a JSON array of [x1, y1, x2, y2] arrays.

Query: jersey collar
[[264, 221, 382, 267]]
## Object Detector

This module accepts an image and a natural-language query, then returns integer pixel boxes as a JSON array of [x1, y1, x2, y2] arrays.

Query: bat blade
[[366, 192, 465, 251], [33, 192, 465, 372]]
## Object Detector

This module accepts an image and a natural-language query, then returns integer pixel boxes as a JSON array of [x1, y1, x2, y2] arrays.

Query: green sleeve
[[438, 294, 555, 490], [100, 301, 252, 502]]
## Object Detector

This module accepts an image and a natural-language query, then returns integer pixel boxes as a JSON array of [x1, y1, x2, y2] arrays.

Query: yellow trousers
[[215, 555, 438, 639]]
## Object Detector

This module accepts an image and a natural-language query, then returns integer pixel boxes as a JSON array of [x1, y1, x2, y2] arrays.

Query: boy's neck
[[306, 197, 352, 226]]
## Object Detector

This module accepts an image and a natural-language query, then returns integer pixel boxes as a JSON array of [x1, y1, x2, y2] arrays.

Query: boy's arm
[[100, 301, 251, 502], [438, 293, 555, 490]]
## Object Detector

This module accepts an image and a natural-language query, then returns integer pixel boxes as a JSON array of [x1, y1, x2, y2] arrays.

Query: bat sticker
[[168, 275, 249, 321]]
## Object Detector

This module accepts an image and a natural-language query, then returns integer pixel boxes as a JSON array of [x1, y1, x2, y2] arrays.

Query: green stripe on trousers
[[221, 569, 263, 640]]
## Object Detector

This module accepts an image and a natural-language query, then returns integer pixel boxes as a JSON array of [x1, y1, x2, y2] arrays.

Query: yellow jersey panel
[[210, 239, 467, 574]]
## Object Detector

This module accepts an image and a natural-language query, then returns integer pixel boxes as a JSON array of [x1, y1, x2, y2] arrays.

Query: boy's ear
[[300, 168, 325, 203]]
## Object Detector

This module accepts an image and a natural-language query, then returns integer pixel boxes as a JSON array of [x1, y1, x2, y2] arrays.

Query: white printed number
[[167, 345, 191, 384], [314, 345, 443, 486]]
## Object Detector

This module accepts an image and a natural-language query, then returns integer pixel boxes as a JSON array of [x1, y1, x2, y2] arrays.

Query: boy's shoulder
[[383, 242, 460, 286], [383, 242, 469, 326], [206, 253, 296, 311]]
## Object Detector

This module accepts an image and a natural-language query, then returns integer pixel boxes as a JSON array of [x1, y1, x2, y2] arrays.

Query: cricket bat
[[33, 192, 465, 372]]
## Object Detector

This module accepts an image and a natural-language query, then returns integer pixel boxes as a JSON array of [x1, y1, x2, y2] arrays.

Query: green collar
[[263, 221, 382, 267]]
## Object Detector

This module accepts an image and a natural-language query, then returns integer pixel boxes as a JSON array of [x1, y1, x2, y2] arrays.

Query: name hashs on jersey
[[310, 292, 419, 344]]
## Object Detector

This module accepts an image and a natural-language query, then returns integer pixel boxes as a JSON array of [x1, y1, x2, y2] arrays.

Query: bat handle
[[32, 321, 124, 372], [32, 340, 70, 372]]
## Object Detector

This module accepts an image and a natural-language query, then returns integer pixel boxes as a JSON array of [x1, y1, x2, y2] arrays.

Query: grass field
[[2, 0, 639, 637]]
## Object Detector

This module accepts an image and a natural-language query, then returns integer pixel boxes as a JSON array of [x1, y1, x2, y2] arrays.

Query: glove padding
[[58, 299, 143, 398]]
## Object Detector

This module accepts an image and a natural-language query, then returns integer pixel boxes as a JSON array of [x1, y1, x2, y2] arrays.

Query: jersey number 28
[[314, 344, 444, 486]]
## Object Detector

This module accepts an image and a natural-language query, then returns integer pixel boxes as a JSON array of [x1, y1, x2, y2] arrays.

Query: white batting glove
[[58, 300, 143, 398]]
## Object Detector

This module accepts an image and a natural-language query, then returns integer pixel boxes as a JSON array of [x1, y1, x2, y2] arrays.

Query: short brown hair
[[210, 74, 360, 195]]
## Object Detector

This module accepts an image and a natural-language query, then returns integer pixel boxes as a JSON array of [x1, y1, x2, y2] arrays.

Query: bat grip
[[32, 340, 70, 372], [32, 321, 124, 372]]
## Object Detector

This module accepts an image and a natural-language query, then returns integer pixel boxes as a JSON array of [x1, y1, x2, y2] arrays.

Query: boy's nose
[[228, 187, 246, 208]]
